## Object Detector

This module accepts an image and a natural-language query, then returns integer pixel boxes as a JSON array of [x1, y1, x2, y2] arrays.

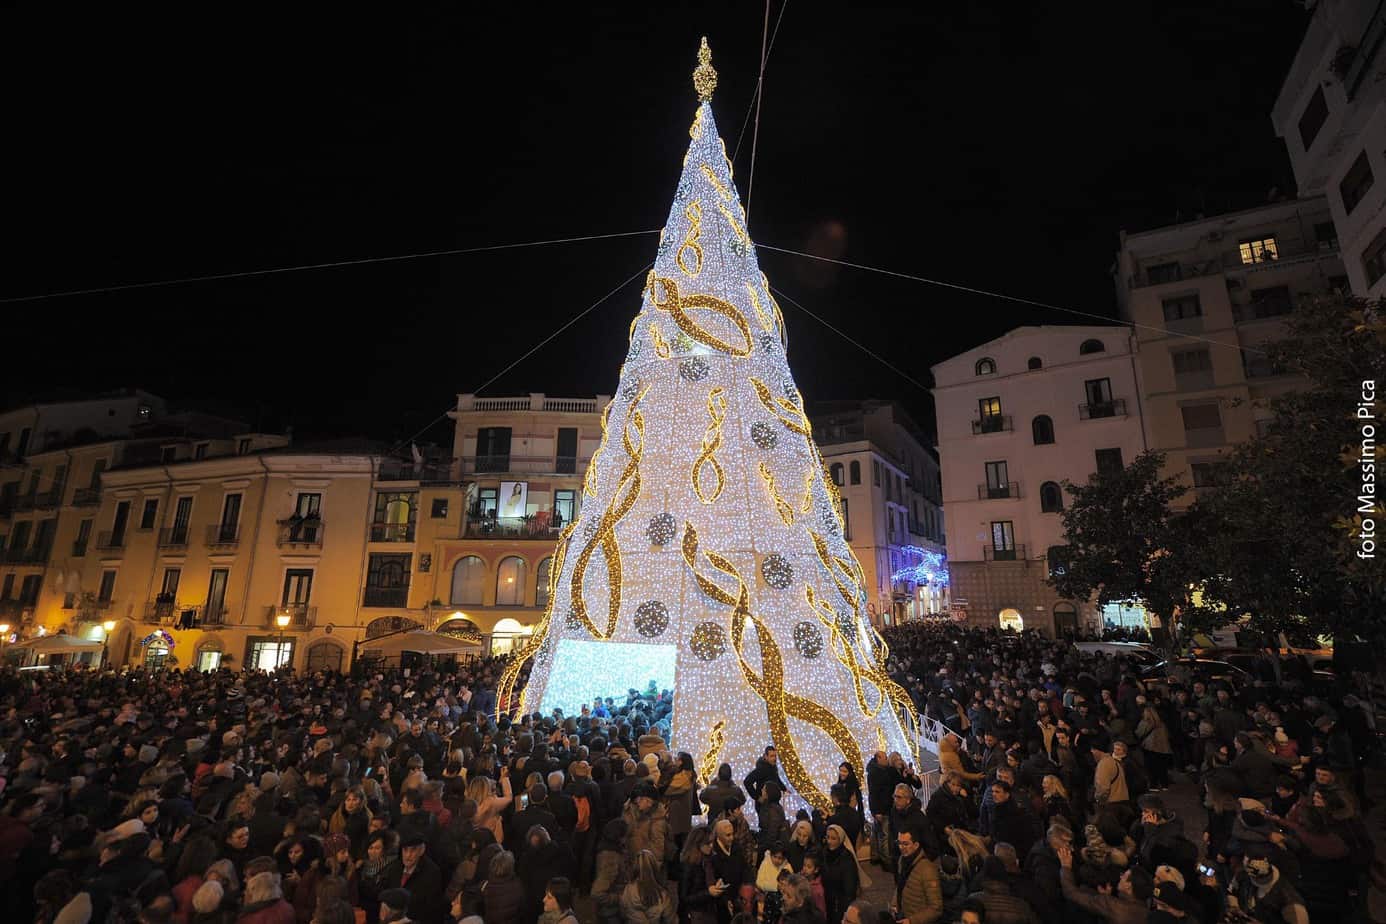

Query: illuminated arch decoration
[[140, 629, 175, 649]]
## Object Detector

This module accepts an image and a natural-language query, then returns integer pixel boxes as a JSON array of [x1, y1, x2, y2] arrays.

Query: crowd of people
[[0, 622, 1377, 924]]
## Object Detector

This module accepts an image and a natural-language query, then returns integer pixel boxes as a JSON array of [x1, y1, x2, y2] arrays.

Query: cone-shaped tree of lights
[[502, 38, 917, 814]]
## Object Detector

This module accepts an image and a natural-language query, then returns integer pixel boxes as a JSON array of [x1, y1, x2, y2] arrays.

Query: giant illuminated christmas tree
[[501, 39, 915, 814]]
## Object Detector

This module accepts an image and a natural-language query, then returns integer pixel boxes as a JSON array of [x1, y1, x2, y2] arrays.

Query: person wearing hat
[[378, 888, 412, 924], [1134, 794, 1194, 879], [1228, 848, 1309, 924], [381, 832, 443, 924], [1150, 881, 1198, 921], [622, 782, 670, 879]]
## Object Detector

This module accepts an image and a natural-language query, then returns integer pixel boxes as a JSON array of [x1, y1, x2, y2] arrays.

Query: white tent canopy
[[11, 634, 103, 653], [360, 630, 478, 656]]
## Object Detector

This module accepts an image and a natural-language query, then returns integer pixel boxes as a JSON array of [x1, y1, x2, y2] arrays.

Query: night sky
[[1, 3, 1310, 447]]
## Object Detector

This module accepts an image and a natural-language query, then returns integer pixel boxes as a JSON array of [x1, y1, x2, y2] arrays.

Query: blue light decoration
[[139, 629, 175, 649], [892, 546, 950, 587]]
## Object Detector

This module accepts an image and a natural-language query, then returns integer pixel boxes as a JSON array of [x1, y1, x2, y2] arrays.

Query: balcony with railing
[[363, 585, 410, 608], [369, 522, 415, 543], [463, 514, 564, 540], [71, 538, 88, 557], [72, 488, 101, 507], [0, 500, 12, 520], [971, 415, 1012, 435], [457, 454, 590, 476], [13, 494, 37, 514], [984, 544, 1027, 562], [377, 461, 453, 482], [34, 489, 62, 510], [205, 523, 242, 549], [158, 527, 190, 549], [977, 482, 1020, 500], [264, 604, 316, 630], [1079, 398, 1127, 420], [142, 599, 179, 625], [1127, 237, 1341, 289], [0, 599, 24, 618], [95, 530, 125, 552], [276, 517, 325, 548]]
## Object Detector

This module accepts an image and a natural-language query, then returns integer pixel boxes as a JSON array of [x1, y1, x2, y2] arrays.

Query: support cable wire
[[381, 261, 655, 458], [0, 229, 661, 304], [758, 242, 1267, 357]]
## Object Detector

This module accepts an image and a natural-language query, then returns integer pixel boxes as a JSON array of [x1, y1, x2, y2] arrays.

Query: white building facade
[[931, 326, 1147, 636]]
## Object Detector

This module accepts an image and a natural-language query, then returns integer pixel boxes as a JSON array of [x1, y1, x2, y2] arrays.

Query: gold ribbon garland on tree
[[676, 202, 704, 278], [647, 274, 753, 357], [691, 387, 728, 504], [569, 388, 648, 639], [499, 522, 575, 715], [809, 532, 921, 762], [682, 523, 860, 814], [699, 719, 727, 785], [758, 462, 796, 526], [584, 401, 614, 498]]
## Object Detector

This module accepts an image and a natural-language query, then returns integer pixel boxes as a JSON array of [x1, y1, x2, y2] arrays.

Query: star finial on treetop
[[693, 36, 717, 102]]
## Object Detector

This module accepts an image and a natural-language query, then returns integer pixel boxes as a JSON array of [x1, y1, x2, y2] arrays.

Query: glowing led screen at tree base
[[537, 639, 678, 717]]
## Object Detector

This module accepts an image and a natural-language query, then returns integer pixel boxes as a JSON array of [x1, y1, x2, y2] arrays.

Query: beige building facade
[[932, 326, 1147, 636], [1115, 198, 1343, 500], [440, 393, 606, 655], [811, 401, 947, 626]]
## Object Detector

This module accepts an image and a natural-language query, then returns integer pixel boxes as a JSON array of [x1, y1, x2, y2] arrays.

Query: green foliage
[[1050, 450, 1199, 620], [1051, 294, 1386, 642]]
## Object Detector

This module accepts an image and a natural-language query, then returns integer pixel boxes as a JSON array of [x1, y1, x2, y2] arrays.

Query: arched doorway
[[437, 617, 481, 644], [194, 636, 224, 671], [998, 608, 1024, 632], [490, 617, 530, 655]]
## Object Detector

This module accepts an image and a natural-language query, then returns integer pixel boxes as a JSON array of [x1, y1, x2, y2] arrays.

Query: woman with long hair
[[661, 752, 698, 851], [327, 786, 372, 858], [679, 826, 720, 924], [621, 849, 676, 924], [466, 773, 513, 844], [836, 763, 865, 832], [1040, 774, 1077, 834], [590, 819, 627, 924], [785, 821, 816, 873]]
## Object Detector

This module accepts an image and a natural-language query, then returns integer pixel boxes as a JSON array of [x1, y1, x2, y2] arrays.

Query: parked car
[[1141, 658, 1250, 690], [1075, 641, 1160, 667]]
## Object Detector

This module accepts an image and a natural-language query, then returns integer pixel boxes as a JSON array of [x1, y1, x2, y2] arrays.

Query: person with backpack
[[562, 761, 600, 889]]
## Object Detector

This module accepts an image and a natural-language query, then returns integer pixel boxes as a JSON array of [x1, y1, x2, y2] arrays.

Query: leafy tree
[[1188, 295, 1386, 642], [1049, 450, 1200, 622]]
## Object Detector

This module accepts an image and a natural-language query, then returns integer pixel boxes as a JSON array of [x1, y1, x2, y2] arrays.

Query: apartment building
[[441, 393, 606, 654], [1272, 0, 1386, 297], [811, 401, 947, 626], [1114, 198, 1343, 497], [932, 326, 1146, 636]]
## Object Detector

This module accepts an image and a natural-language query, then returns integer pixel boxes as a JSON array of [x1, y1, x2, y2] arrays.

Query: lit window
[[1238, 236, 1279, 265]]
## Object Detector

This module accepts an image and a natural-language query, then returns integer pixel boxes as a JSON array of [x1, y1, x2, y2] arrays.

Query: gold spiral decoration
[[500, 522, 574, 716], [584, 401, 613, 497], [690, 105, 706, 140], [809, 532, 920, 763], [682, 523, 860, 814], [569, 389, 648, 639], [751, 377, 812, 438], [676, 202, 704, 278], [759, 272, 787, 348], [758, 462, 796, 526], [699, 719, 727, 785], [717, 200, 748, 246], [699, 163, 732, 202], [692, 387, 727, 504], [746, 283, 775, 331], [652, 326, 671, 359], [648, 275, 753, 357], [800, 467, 817, 515]]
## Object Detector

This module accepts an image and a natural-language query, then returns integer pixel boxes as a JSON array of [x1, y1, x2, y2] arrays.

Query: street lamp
[[101, 619, 116, 669], [275, 613, 291, 671], [0, 623, 9, 659]]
